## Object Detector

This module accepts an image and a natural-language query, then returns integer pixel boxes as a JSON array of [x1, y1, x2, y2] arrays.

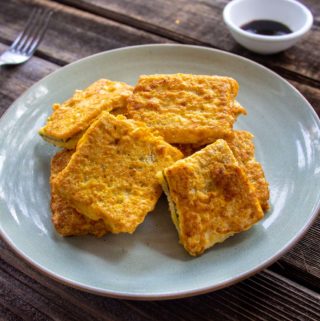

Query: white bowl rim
[[223, 0, 313, 42]]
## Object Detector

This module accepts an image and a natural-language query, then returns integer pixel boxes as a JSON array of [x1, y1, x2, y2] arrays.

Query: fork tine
[[11, 9, 43, 52], [16, 9, 46, 53], [23, 9, 53, 55]]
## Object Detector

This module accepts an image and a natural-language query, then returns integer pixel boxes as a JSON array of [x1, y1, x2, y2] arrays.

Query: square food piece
[[225, 131, 270, 211], [51, 150, 109, 237], [158, 139, 264, 256], [173, 130, 270, 211], [54, 112, 183, 234], [127, 74, 246, 144], [39, 79, 133, 149]]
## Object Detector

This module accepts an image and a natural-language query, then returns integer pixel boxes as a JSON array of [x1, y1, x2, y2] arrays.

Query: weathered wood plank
[[0, 267, 82, 321], [1, 0, 319, 89], [0, 304, 24, 321], [0, 274, 52, 321], [289, 80, 320, 113], [0, 238, 319, 321], [301, 0, 320, 22], [0, 241, 154, 321], [272, 215, 320, 292], [0, 95, 15, 118], [0, 42, 57, 116], [0, 261, 111, 321], [0, 0, 170, 66], [54, 0, 320, 84]]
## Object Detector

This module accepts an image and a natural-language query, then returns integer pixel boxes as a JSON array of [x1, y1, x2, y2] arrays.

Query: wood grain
[[0, 305, 24, 321], [271, 215, 320, 292], [0, 43, 57, 116], [0, 0, 171, 66], [1, 238, 319, 321], [301, 0, 320, 22], [289, 80, 320, 114], [0, 0, 319, 117], [54, 0, 320, 84]]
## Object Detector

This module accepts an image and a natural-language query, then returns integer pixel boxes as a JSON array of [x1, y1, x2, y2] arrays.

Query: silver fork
[[0, 8, 53, 67]]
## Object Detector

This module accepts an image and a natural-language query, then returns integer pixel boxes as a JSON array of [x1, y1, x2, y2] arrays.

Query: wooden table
[[1, 0, 319, 319]]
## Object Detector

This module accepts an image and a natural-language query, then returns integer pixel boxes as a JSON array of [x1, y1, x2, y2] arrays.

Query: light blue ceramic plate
[[1, 45, 320, 300]]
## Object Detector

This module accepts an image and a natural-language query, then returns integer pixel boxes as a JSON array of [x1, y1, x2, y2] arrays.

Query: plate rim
[[1, 43, 320, 300]]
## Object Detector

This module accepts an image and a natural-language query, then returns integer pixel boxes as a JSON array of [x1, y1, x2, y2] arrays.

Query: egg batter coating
[[224, 131, 270, 211], [39, 79, 133, 149], [54, 112, 183, 234], [50, 150, 109, 237], [173, 130, 270, 211], [158, 139, 264, 256], [244, 161, 270, 212], [127, 74, 246, 144]]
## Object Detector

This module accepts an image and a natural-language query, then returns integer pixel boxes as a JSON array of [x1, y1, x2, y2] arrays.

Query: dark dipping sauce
[[241, 20, 292, 36]]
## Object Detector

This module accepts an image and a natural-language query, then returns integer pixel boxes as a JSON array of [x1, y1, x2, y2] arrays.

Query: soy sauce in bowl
[[241, 20, 292, 36]]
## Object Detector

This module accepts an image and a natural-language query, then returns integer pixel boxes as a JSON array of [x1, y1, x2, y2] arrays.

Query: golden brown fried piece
[[50, 150, 109, 237], [225, 130, 255, 164], [127, 74, 246, 144], [158, 139, 264, 256], [243, 161, 270, 212], [173, 130, 270, 211], [225, 131, 270, 211], [54, 112, 183, 234], [39, 79, 133, 149]]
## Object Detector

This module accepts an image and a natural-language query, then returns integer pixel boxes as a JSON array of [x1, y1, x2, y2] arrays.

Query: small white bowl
[[223, 0, 313, 54]]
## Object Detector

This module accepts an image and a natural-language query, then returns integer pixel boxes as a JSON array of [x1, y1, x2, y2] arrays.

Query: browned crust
[[40, 79, 133, 142], [162, 139, 264, 256], [225, 131, 270, 211], [127, 74, 245, 144], [54, 113, 183, 234], [245, 161, 270, 212], [173, 130, 270, 211], [50, 150, 109, 237]]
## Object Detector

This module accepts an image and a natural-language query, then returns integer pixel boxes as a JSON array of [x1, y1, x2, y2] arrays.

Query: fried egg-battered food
[[158, 139, 264, 256], [245, 161, 270, 212], [225, 130, 255, 164], [54, 112, 183, 234], [127, 74, 246, 144], [173, 130, 270, 211], [50, 150, 109, 237], [39, 79, 133, 149], [225, 131, 270, 211]]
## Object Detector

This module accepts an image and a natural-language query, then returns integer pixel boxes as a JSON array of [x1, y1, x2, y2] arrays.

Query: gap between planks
[[0, 243, 320, 321], [51, 0, 320, 88]]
